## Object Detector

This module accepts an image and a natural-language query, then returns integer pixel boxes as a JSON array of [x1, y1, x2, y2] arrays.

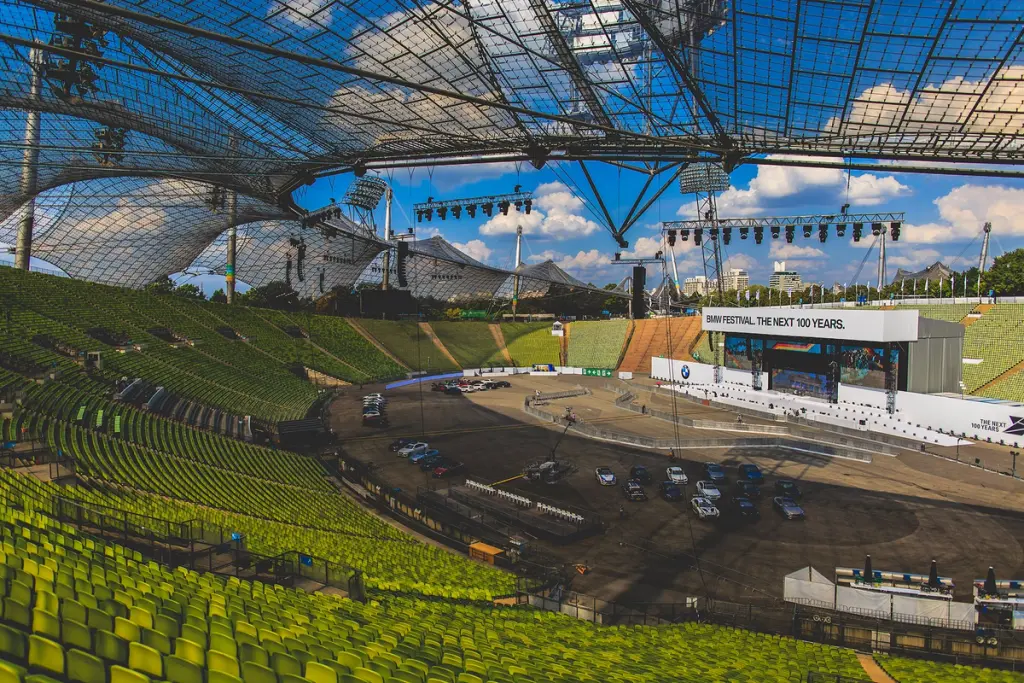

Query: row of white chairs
[[536, 502, 585, 525]]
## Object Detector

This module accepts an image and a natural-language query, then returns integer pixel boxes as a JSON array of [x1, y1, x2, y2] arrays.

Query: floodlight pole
[[978, 222, 992, 300], [225, 193, 237, 303], [14, 47, 43, 271], [512, 225, 523, 317], [382, 185, 393, 290], [876, 230, 886, 293]]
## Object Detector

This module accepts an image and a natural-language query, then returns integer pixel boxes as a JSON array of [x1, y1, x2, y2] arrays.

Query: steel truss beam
[[663, 212, 906, 231]]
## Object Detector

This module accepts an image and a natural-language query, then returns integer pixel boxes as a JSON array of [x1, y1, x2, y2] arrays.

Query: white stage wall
[[702, 307, 919, 342], [652, 358, 1023, 448]]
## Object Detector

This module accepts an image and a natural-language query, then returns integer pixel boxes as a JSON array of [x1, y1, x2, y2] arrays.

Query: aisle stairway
[[617, 317, 702, 374]]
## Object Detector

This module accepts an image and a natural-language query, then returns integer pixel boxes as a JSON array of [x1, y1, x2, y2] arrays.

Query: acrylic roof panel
[[0, 0, 1016, 195]]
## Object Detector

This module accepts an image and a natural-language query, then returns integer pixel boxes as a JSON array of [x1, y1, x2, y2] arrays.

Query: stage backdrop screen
[[702, 307, 919, 342]]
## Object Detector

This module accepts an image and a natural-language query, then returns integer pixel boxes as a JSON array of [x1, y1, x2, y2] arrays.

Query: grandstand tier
[[499, 323, 561, 368], [618, 318, 701, 374], [352, 320, 459, 373], [565, 320, 630, 370], [428, 323, 502, 370]]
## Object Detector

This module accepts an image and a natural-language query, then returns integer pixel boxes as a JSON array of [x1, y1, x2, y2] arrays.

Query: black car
[[703, 462, 727, 484], [622, 481, 647, 501], [659, 481, 683, 502], [494, 381, 511, 388], [389, 438, 416, 452], [775, 480, 802, 499], [418, 454, 445, 471], [734, 480, 761, 499], [444, 386, 462, 395], [730, 496, 760, 520], [629, 465, 653, 484]]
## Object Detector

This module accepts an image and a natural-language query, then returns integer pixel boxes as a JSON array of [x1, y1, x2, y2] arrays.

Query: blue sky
[[291, 159, 1024, 292]]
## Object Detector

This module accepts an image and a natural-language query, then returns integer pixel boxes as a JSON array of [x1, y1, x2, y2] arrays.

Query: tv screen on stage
[[767, 340, 821, 354], [771, 368, 831, 400], [724, 335, 751, 370], [840, 346, 889, 389]]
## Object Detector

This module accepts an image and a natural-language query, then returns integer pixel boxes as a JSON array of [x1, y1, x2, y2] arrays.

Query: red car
[[432, 461, 465, 478]]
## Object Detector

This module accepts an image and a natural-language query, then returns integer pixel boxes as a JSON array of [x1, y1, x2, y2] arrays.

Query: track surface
[[332, 376, 1024, 606]]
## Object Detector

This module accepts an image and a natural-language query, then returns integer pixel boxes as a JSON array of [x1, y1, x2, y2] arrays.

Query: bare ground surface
[[331, 375, 1024, 606]]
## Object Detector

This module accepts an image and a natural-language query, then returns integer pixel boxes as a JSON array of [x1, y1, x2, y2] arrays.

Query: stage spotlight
[[871, 222, 882, 237], [739, 227, 749, 240], [785, 226, 795, 243], [416, 210, 423, 223], [680, 229, 690, 242], [482, 202, 493, 217], [514, 200, 523, 211], [614, 252, 621, 261], [524, 199, 532, 214], [836, 223, 846, 237], [694, 228, 703, 245], [771, 225, 780, 239], [723, 227, 732, 245], [438, 207, 448, 220], [803, 224, 812, 239], [499, 200, 510, 215], [667, 229, 677, 246], [424, 208, 433, 221], [890, 221, 901, 241], [818, 225, 828, 243], [754, 226, 763, 244], [452, 206, 461, 219], [853, 223, 863, 242], [466, 205, 476, 218], [709, 228, 719, 241]]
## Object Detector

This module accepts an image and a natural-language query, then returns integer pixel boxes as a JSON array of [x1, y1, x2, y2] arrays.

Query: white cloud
[[555, 249, 610, 271], [621, 236, 663, 259], [405, 162, 533, 192], [769, 243, 827, 259], [479, 181, 602, 240], [267, 0, 334, 30], [866, 184, 1024, 245], [451, 239, 492, 264], [723, 253, 758, 271], [678, 156, 909, 218], [526, 249, 562, 263], [886, 249, 943, 270]]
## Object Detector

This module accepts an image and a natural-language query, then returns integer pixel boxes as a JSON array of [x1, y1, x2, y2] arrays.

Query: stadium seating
[[354, 320, 459, 372], [566, 320, 629, 369], [618, 317, 701, 373], [0, 470, 872, 683], [961, 304, 1024, 394], [429, 323, 502, 369], [876, 304, 974, 324], [875, 654, 1024, 682], [499, 323, 560, 367]]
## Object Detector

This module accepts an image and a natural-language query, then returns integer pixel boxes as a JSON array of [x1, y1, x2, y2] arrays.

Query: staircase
[[617, 317, 702, 373]]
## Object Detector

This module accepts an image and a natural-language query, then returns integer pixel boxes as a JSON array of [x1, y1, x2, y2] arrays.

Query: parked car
[[773, 496, 805, 520], [621, 481, 647, 501], [418, 454, 445, 470], [695, 480, 722, 501], [408, 449, 440, 464], [444, 386, 462, 395], [730, 496, 760, 520], [734, 480, 761, 499], [388, 438, 416, 452], [691, 496, 720, 520], [659, 481, 683, 502], [629, 465, 653, 484], [432, 461, 465, 478], [737, 463, 764, 484], [363, 393, 384, 401], [666, 466, 688, 485], [595, 467, 617, 486], [362, 413, 388, 428], [493, 381, 511, 388], [430, 382, 446, 392], [363, 405, 385, 415], [775, 480, 802, 499], [398, 442, 429, 457], [703, 462, 727, 484]]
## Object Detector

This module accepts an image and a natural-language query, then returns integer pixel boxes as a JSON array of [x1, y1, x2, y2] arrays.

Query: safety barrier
[[532, 386, 591, 401]]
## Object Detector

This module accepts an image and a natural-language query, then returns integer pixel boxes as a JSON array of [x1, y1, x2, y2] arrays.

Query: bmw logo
[[681, 365, 690, 379]]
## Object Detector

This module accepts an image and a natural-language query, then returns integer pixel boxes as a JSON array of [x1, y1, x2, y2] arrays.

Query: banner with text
[[701, 307, 919, 342]]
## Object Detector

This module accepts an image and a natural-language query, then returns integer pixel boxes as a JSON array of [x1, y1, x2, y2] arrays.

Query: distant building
[[721, 268, 749, 292], [683, 275, 715, 296], [891, 261, 953, 285], [769, 261, 801, 292]]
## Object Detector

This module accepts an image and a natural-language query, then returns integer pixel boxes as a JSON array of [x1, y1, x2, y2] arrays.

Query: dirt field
[[331, 375, 1024, 606]]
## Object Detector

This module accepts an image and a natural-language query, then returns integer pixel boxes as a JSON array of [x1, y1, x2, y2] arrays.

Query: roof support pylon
[[14, 47, 43, 271]]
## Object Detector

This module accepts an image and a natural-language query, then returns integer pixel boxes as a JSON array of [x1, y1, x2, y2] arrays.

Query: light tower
[[14, 48, 43, 270], [512, 225, 523, 317], [342, 176, 388, 237], [978, 222, 992, 299]]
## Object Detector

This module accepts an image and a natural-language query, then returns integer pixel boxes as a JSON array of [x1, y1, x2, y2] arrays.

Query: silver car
[[691, 496, 720, 520], [666, 466, 688, 486], [696, 480, 721, 501]]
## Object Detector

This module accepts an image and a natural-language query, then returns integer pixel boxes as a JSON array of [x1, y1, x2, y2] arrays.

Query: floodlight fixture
[[722, 228, 731, 245], [679, 161, 731, 195], [452, 206, 461, 219], [438, 207, 448, 221], [853, 223, 863, 242], [871, 222, 883, 237], [694, 228, 703, 245], [785, 226, 795, 243], [836, 223, 846, 237], [802, 224, 812, 239], [680, 229, 690, 242], [890, 222, 901, 241], [771, 226, 780, 239], [416, 210, 423, 223], [342, 176, 387, 211], [424, 208, 433, 221], [754, 227, 764, 244], [667, 229, 677, 246], [499, 200, 510, 215], [739, 227, 749, 240], [466, 205, 476, 218], [614, 252, 621, 261], [524, 199, 532, 214], [482, 202, 493, 217], [818, 225, 828, 243], [709, 227, 719, 241]]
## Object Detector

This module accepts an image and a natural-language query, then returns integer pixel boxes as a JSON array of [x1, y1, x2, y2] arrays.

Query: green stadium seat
[[67, 649, 105, 683], [27, 636, 63, 677], [110, 666, 149, 683]]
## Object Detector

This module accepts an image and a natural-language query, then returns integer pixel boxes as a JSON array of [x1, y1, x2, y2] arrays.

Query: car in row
[[432, 378, 512, 393], [362, 393, 388, 427], [391, 437, 465, 478], [596, 464, 685, 488]]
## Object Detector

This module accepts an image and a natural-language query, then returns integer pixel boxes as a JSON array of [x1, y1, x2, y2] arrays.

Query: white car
[[696, 480, 721, 501], [666, 466, 688, 486], [595, 467, 617, 486], [691, 496, 720, 520], [398, 442, 429, 457], [363, 394, 385, 403], [460, 385, 478, 393]]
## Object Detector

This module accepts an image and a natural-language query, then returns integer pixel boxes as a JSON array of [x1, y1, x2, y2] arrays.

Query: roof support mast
[[14, 47, 42, 271], [513, 225, 523, 317], [978, 222, 992, 300]]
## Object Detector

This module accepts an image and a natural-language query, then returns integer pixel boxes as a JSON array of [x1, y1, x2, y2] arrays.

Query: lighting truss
[[414, 189, 533, 223], [342, 177, 387, 212], [663, 212, 906, 232]]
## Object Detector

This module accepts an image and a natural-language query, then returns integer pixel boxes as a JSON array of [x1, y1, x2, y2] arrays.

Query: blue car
[[737, 463, 764, 484], [409, 449, 440, 464]]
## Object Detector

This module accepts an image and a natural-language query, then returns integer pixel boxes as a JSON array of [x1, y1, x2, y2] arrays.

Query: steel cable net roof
[[512, 259, 603, 299], [398, 235, 511, 301]]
